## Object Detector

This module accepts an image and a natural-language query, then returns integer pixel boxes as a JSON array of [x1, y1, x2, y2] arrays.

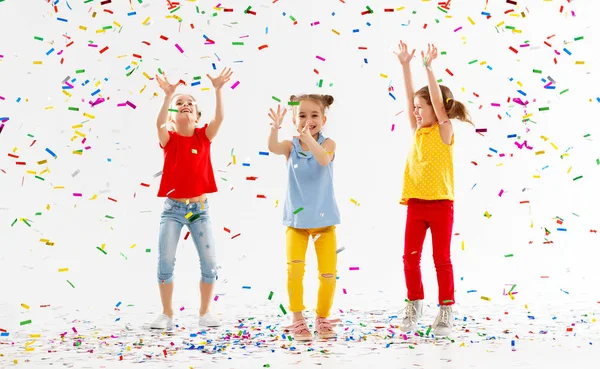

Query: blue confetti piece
[[107, 158, 112, 162], [46, 48, 55, 55], [366, 22, 371, 26], [557, 228, 567, 231], [212, 63, 217, 70], [57, 17, 68, 22], [352, 29, 359, 33], [517, 90, 526, 96], [45, 148, 57, 158], [116, 301, 122, 307], [481, 12, 490, 16], [242, 163, 250, 167], [282, 12, 286, 16], [191, 81, 201, 87], [115, 317, 120, 321], [467, 290, 477, 293], [127, 11, 137, 16], [563, 48, 571, 55], [364, 58, 368, 64], [597, 97, 600, 103], [66, 1, 72, 10], [258, 151, 269, 156], [332, 12, 335, 16], [545, 85, 556, 89], [16, 97, 21, 103], [489, 147, 498, 153], [486, 65, 493, 70], [389, 93, 396, 100], [507, 134, 517, 138], [91, 89, 100, 96], [0, 332, 9, 337], [266, 27, 268, 34], [242, 286, 251, 289]]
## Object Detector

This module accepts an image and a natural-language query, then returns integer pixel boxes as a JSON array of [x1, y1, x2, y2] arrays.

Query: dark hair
[[414, 85, 473, 126], [289, 94, 335, 114]]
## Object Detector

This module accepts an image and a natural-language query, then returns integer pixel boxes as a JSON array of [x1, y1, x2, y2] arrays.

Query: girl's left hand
[[207, 68, 233, 90], [421, 43, 438, 68], [293, 121, 314, 142]]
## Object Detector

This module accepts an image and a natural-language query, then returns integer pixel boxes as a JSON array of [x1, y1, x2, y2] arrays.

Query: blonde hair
[[289, 94, 335, 115], [414, 85, 474, 126]]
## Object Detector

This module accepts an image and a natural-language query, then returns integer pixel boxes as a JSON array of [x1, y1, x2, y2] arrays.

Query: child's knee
[[288, 260, 305, 279]]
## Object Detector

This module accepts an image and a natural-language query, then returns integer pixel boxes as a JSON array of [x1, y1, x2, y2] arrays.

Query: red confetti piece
[[224, 227, 231, 233], [509, 46, 518, 53], [99, 46, 109, 54], [231, 233, 241, 239], [258, 44, 268, 50], [256, 194, 266, 198], [140, 183, 150, 187]]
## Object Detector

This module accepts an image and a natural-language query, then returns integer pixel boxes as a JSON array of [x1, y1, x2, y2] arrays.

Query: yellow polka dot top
[[400, 123, 454, 205]]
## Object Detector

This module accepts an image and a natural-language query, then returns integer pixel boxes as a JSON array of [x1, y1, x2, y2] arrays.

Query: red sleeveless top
[[157, 125, 218, 198]]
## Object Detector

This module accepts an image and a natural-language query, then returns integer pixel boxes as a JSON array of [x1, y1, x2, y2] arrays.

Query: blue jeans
[[157, 198, 218, 284]]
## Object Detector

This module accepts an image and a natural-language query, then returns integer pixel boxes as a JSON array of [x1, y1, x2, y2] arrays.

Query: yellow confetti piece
[[533, 175, 541, 178], [142, 16, 151, 25], [523, 113, 532, 119], [72, 150, 83, 155], [540, 135, 549, 141], [535, 151, 545, 155], [479, 61, 487, 65], [25, 347, 34, 352], [380, 73, 388, 78], [508, 291, 515, 300], [54, 185, 65, 189], [45, 106, 54, 110], [460, 342, 465, 347], [79, 25, 87, 30], [461, 241, 465, 250], [46, 204, 50, 210], [21, 303, 30, 310], [96, 29, 106, 34], [350, 198, 360, 206], [143, 72, 152, 80], [58, 268, 68, 272], [481, 296, 491, 301], [575, 61, 585, 65], [113, 21, 121, 27], [496, 21, 505, 27], [29, 334, 41, 338], [567, 166, 572, 173], [40, 239, 49, 243], [467, 16, 475, 25], [74, 130, 85, 137], [130, 244, 136, 249], [185, 212, 193, 219], [72, 124, 83, 129], [37, 160, 47, 165], [62, 90, 72, 97], [396, 6, 405, 11], [201, 87, 210, 91], [90, 194, 98, 200], [83, 112, 95, 119], [232, 155, 237, 165], [33, 61, 43, 65], [26, 170, 36, 175], [550, 142, 558, 150], [140, 85, 147, 94]]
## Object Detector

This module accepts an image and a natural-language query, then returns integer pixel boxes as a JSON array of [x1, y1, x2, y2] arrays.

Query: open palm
[[422, 43, 438, 67], [395, 40, 416, 65], [155, 73, 183, 97], [207, 68, 233, 90]]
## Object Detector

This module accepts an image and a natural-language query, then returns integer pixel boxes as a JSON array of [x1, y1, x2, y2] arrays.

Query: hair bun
[[324, 95, 334, 106], [289, 95, 297, 102]]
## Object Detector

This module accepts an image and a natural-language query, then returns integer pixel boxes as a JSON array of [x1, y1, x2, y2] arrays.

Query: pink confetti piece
[[343, 288, 347, 294], [175, 43, 184, 53], [230, 81, 240, 89], [391, 124, 395, 131], [73, 193, 82, 197], [491, 103, 501, 107], [499, 189, 504, 197], [316, 55, 326, 61], [311, 21, 320, 26], [179, 306, 185, 311], [349, 267, 359, 271], [454, 26, 462, 32], [0, 96, 5, 100], [72, 327, 78, 333], [126, 101, 137, 109], [214, 295, 219, 301]]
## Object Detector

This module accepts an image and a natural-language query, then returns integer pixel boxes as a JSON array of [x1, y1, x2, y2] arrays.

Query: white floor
[[1, 299, 597, 369]]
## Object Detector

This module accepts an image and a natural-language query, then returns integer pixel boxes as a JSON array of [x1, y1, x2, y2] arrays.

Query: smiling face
[[170, 94, 200, 129], [413, 96, 437, 127], [293, 99, 327, 136]]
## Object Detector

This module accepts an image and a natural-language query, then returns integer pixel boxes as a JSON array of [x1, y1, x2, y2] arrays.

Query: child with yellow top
[[395, 42, 474, 337]]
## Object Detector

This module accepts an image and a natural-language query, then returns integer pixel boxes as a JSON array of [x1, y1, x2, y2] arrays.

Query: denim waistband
[[165, 197, 209, 211]]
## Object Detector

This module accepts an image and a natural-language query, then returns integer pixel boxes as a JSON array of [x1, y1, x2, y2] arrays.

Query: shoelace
[[316, 318, 340, 332], [438, 308, 451, 326], [284, 320, 310, 335], [404, 303, 417, 320]]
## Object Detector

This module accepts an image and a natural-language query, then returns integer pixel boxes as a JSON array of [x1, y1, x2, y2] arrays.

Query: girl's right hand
[[155, 72, 183, 97], [268, 104, 287, 130], [395, 40, 416, 66]]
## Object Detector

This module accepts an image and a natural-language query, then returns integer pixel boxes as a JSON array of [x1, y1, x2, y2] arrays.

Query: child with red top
[[149, 68, 233, 330]]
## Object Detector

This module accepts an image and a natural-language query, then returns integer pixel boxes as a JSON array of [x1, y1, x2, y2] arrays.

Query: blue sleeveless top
[[283, 133, 341, 229]]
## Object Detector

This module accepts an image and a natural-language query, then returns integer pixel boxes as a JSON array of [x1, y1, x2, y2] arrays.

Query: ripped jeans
[[157, 198, 218, 284]]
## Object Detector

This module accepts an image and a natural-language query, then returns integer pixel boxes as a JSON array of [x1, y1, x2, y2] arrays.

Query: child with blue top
[[267, 94, 341, 341]]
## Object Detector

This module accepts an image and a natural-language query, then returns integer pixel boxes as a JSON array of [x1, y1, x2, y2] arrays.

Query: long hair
[[414, 85, 473, 126]]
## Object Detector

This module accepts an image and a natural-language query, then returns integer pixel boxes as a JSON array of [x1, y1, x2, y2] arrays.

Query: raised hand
[[268, 104, 287, 130], [155, 72, 183, 97], [421, 43, 438, 68], [395, 40, 416, 65], [206, 68, 233, 90]]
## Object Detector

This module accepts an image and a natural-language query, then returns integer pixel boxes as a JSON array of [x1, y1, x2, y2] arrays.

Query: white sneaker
[[400, 300, 423, 332], [150, 314, 174, 330], [432, 306, 454, 337], [199, 312, 221, 328]]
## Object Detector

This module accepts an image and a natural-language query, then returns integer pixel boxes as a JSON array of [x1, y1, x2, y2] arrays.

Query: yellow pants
[[286, 226, 337, 318]]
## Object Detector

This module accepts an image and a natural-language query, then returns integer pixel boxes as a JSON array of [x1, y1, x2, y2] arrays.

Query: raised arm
[[423, 44, 453, 145], [155, 73, 183, 147], [396, 41, 418, 132], [267, 105, 292, 159], [205, 68, 233, 142]]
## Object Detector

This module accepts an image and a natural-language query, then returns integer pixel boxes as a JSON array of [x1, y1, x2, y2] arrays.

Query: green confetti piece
[[426, 325, 431, 336], [560, 89, 569, 94], [532, 69, 542, 73], [191, 149, 197, 154], [574, 36, 584, 41], [298, 152, 307, 157], [67, 280, 75, 288], [96, 246, 107, 255], [188, 213, 200, 222], [584, 133, 591, 138], [27, 133, 34, 137], [573, 175, 583, 181], [504, 254, 514, 257], [11, 218, 17, 227], [35, 212, 42, 216], [20, 320, 32, 326], [68, 107, 79, 111], [287, 334, 292, 341], [408, 345, 415, 349], [168, 108, 179, 112], [279, 304, 287, 315], [288, 101, 299, 106], [272, 96, 281, 103], [193, 76, 201, 80], [146, 248, 151, 253], [293, 207, 304, 214], [105, 215, 114, 219], [509, 284, 517, 293], [268, 291, 274, 300], [437, 79, 443, 83], [442, 300, 454, 304], [318, 79, 323, 88], [169, 6, 181, 13], [158, 67, 164, 75], [505, 26, 515, 30], [596, 158, 599, 165], [102, 25, 112, 30], [289, 15, 296, 21], [437, 6, 447, 13], [34, 176, 44, 181], [539, 107, 549, 111], [263, 365, 271, 368], [34, 36, 43, 41], [75, 69, 85, 74], [468, 60, 478, 64], [232, 42, 244, 46], [22, 219, 31, 227], [441, 51, 446, 55]]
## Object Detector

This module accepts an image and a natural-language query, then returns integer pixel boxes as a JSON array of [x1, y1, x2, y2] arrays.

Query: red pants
[[403, 199, 455, 306]]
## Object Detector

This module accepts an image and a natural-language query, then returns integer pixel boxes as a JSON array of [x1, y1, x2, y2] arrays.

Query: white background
[[0, 0, 599, 331]]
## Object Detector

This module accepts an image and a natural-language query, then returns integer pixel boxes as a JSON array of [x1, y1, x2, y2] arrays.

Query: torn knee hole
[[292, 260, 304, 263]]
